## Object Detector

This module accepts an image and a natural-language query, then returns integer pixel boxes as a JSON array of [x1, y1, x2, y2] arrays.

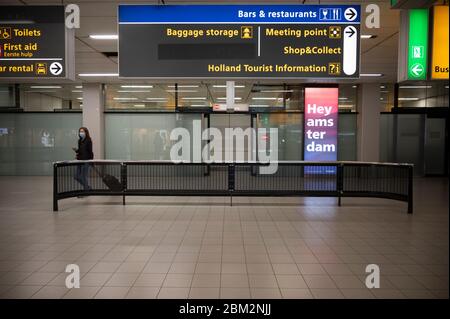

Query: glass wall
[[104, 83, 358, 112], [0, 84, 16, 108], [380, 83, 395, 112], [338, 84, 358, 112], [0, 113, 82, 175], [257, 113, 303, 160], [398, 82, 449, 108], [379, 114, 396, 163], [379, 113, 448, 176], [105, 84, 175, 111], [19, 84, 82, 111], [380, 114, 425, 175], [379, 81, 449, 111], [0, 83, 82, 111], [338, 114, 357, 161], [105, 113, 203, 160]]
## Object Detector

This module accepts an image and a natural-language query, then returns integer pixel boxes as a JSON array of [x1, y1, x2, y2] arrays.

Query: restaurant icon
[[0, 27, 12, 39], [241, 26, 253, 39]]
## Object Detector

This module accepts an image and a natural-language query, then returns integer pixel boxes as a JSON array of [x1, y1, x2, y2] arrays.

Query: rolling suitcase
[[93, 166, 123, 191]]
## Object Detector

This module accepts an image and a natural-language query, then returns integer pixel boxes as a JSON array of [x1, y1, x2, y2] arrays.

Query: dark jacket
[[76, 138, 94, 160]]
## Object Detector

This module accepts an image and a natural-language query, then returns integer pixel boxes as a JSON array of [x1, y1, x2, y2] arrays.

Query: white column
[[226, 80, 235, 111], [82, 83, 104, 159], [357, 83, 380, 162]]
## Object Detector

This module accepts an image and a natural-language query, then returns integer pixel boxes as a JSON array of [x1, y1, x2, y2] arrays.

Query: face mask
[[79, 132, 86, 139]]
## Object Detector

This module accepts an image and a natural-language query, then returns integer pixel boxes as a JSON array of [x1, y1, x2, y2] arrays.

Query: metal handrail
[[53, 160, 413, 214]]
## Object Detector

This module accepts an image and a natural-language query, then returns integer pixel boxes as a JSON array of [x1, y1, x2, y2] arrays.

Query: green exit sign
[[407, 9, 429, 80]]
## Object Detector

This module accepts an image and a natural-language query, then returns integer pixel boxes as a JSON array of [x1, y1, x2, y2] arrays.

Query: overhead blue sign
[[118, 4, 361, 24]]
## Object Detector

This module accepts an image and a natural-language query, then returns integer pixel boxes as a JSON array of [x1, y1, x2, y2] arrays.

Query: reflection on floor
[[0, 176, 448, 299]]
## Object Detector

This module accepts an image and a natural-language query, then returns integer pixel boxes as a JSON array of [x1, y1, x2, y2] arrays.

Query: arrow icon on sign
[[411, 63, 424, 77], [49, 62, 63, 76], [345, 28, 356, 37], [345, 8, 357, 21]]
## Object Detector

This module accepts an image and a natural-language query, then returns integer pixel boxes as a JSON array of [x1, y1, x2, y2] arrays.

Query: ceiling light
[[398, 97, 420, 101], [181, 97, 207, 100], [190, 104, 208, 107], [75, 86, 82, 89], [133, 104, 145, 108], [117, 90, 151, 93], [77, 97, 83, 100], [352, 85, 358, 88], [338, 97, 348, 100], [30, 85, 62, 89], [24, 90, 57, 93], [252, 97, 278, 100], [89, 34, 118, 40], [360, 73, 384, 77], [0, 20, 34, 24], [113, 97, 138, 100], [167, 85, 199, 88], [72, 90, 82, 93], [338, 105, 354, 108], [217, 97, 242, 100], [212, 85, 246, 88], [361, 35, 375, 39], [399, 85, 432, 89], [259, 90, 294, 93], [121, 85, 153, 88], [166, 90, 198, 93], [78, 73, 118, 77], [249, 104, 270, 107]]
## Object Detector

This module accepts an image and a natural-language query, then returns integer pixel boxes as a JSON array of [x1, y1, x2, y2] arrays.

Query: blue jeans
[[75, 163, 91, 191]]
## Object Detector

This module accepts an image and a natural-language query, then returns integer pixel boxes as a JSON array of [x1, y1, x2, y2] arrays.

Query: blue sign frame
[[118, 4, 361, 24]]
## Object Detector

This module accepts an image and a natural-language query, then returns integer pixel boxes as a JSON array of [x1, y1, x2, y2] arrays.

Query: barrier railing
[[53, 161, 413, 214]]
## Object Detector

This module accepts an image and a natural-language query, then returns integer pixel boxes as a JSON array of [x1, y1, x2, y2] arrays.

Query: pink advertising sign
[[303, 87, 339, 163]]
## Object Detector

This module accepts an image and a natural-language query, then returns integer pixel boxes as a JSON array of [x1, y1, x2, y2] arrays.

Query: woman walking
[[73, 127, 93, 191]]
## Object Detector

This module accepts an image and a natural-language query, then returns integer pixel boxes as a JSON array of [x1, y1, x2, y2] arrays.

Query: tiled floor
[[0, 176, 448, 299]]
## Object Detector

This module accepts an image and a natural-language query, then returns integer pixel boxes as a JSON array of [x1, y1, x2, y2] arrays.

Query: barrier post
[[407, 165, 413, 214], [228, 164, 235, 206], [337, 163, 344, 207], [121, 163, 127, 206], [53, 163, 58, 212]]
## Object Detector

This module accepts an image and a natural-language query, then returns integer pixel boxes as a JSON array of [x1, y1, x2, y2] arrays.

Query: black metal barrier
[[53, 161, 413, 214]]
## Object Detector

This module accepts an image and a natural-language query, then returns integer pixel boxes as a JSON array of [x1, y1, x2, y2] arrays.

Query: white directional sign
[[343, 26, 357, 75]]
